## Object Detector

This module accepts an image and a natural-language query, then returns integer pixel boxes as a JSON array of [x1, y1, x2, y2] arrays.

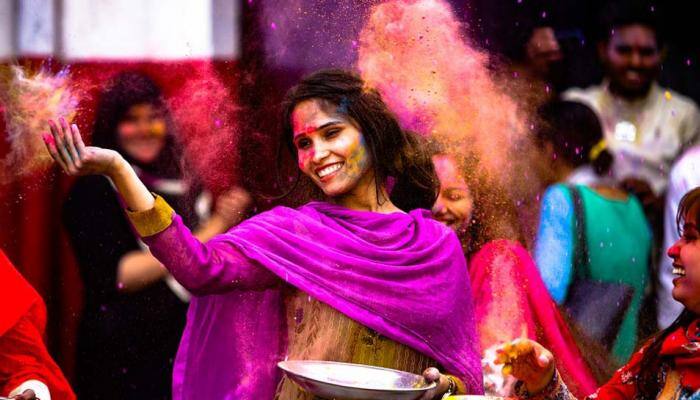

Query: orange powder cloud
[[357, 0, 538, 195]]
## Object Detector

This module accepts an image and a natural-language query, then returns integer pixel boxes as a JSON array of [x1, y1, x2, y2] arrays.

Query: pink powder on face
[[297, 147, 315, 170]]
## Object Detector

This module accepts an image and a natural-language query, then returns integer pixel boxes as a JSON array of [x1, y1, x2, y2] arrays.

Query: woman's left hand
[[419, 367, 452, 400]]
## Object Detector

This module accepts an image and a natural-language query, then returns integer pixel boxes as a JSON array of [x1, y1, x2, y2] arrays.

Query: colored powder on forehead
[[167, 63, 240, 193], [0, 65, 86, 183], [357, 0, 542, 247]]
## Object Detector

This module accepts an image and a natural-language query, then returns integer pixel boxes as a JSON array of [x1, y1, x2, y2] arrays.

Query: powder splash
[[0, 65, 84, 183], [261, 0, 379, 73], [167, 63, 240, 193], [357, 0, 538, 195], [357, 0, 542, 247]]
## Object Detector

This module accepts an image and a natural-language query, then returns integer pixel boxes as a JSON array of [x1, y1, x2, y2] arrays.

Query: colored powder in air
[[357, 0, 541, 241], [0, 65, 85, 183], [261, 0, 379, 73], [167, 63, 240, 193]]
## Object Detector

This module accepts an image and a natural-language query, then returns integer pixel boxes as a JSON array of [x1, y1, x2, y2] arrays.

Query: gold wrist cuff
[[126, 194, 175, 237]]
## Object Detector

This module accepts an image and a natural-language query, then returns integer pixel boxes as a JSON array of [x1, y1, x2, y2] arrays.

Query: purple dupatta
[[142, 201, 483, 399]]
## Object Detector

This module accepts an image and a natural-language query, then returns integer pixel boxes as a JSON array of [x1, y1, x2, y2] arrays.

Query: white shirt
[[658, 145, 700, 327], [564, 81, 700, 195]]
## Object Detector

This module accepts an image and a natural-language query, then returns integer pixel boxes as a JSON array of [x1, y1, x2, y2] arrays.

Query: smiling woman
[[281, 69, 439, 213], [493, 186, 700, 400], [41, 69, 483, 399]]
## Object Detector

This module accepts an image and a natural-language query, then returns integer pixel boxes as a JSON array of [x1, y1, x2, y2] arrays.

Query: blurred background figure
[[534, 100, 652, 364], [1, 250, 75, 400], [508, 23, 566, 105], [563, 2, 700, 231], [61, 72, 250, 399]]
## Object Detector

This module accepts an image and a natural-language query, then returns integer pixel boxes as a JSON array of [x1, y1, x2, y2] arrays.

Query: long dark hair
[[636, 187, 700, 399], [92, 71, 182, 179], [280, 69, 438, 211], [536, 100, 613, 177]]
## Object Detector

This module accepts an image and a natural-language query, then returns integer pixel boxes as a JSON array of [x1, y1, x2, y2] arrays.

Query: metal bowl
[[278, 360, 437, 400]]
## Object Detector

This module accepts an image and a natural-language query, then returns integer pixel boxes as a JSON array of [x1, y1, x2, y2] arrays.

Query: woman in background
[[533, 100, 652, 363], [62, 72, 248, 399], [430, 148, 598, 398]]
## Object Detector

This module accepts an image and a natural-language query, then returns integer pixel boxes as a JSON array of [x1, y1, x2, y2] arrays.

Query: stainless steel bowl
[[278, 360, 437, 400]]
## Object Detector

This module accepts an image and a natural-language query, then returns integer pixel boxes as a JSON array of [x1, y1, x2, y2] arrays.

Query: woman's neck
[[331, 175, 402, 214]]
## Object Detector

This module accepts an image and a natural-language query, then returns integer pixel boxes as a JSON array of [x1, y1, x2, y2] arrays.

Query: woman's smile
[[316, 162, 344, 181]]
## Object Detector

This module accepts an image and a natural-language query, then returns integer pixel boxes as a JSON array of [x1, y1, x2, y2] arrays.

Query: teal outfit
[[535, 184, 652, 363]]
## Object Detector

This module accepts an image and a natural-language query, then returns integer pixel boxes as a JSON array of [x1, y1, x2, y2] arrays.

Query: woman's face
[[668, 206, 700, 314], [431, 154, 474, 235], [117, 103, 167, 164], [291, 99, 372, 198]]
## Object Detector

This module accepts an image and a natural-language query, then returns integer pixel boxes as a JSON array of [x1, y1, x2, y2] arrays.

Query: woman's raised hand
[[494, 338, 555, 395], [43, 118, 122, 177]]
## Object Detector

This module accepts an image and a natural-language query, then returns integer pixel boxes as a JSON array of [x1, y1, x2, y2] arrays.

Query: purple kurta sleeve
[[127, 195, 279, 295]]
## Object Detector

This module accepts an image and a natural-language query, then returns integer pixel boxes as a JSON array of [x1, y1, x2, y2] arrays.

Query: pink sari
[[469, 239, 597, 398]]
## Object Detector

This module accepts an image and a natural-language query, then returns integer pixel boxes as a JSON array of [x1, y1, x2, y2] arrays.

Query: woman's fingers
[[422, 367, 441, 383], [60, 117, 81, 168], [534, 346, 553, 368], [72, 123, 87, 159], [48, 119, 75, 171], [43, 132, 69, 172]]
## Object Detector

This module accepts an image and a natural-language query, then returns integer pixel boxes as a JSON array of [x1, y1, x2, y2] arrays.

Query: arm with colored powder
[[534, 185, 575, 304], [44, 119, 278, 295], [126, 196, 278, 295]]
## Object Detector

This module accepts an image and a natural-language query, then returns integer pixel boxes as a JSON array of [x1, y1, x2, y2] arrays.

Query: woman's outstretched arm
[[44, 119, 277, 294]]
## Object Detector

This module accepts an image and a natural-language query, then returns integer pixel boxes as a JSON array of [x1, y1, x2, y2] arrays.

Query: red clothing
[[0, 250, 75, 400], [523, 320, 700, 400], [469, 240, 598, 398]]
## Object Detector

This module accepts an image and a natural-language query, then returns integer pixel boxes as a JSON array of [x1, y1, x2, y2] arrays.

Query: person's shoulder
[[541, 184, 575, 213], [236, 203, 316, 228], [562, 84, 604, 102], [476, 239, 528, 258], [663, 86, 699, 109], [670, 145, 700, 186], [674, 145, 700, 170], [543, 183, 572, 201]]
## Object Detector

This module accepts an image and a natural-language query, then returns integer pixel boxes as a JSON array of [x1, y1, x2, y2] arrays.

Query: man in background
[[564, 4, 700, 211]]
